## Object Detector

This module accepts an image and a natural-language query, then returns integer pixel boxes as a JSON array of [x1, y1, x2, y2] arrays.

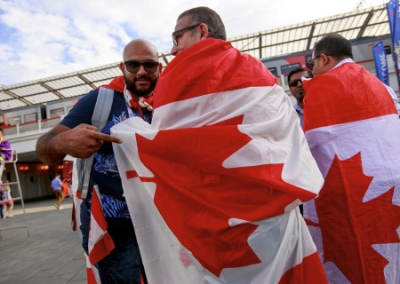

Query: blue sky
[[0, 0, 386, 85]]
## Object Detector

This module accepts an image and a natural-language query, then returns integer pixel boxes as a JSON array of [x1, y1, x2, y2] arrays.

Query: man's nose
[[136, 64, 147, 75], [171, 45, 178, 56]]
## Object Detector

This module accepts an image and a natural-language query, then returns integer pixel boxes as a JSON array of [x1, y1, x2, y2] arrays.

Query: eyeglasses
[[172, 23, 201, 46], [288, 79, 303, 88], [306, 55, 322, 70], [124, 60, 159, 73], [306, 54, 331, 70], [288, 77, 312, 88]]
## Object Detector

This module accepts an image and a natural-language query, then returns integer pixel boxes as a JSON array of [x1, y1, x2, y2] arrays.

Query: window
[[24, 113, 38, 123], [267, 67, 278, 77], [281, 63, 301, 76], [50, 108, 65, 118], [0, 114, 6, 125], [8, 116, 21, 125], [384, 45, 391, 55]]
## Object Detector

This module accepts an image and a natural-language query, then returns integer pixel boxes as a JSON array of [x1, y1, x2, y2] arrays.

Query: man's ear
[[199, 23, 210, 40], [320, 53, 331, 68], [119, 62, 125, 75]]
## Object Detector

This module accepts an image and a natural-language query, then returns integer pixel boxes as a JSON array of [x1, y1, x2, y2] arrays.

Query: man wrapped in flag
[[111, 7, 327, 284], [36, 39, 162, 283], [303, 33, 400, 283]]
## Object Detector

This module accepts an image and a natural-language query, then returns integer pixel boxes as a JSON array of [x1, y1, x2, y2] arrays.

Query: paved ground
[[0, 197, 86, 284]]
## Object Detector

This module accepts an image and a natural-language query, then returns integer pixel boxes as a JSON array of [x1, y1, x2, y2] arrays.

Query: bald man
[[36, 39, 162, 283]]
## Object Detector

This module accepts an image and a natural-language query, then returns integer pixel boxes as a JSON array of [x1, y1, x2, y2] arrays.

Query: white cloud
[[0, 0, 386, 85]]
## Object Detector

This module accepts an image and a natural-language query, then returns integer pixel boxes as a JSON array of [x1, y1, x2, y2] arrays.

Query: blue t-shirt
[[61, 89, 152, 219], [51, 177, 62, 190]]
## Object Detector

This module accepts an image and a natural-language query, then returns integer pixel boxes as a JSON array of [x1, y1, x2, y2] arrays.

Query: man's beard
[[125, 75, 158, 97]]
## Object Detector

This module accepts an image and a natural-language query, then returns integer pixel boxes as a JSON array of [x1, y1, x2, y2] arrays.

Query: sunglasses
[[172, 23, 202, 46], [288, 79, 303, 88], [124, 60, 159, 73], [288, 77, 312, 88]]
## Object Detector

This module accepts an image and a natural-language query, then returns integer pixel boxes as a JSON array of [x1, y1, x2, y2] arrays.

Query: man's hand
[[54, 124, 122, 158], [36, 123, 122, 165]]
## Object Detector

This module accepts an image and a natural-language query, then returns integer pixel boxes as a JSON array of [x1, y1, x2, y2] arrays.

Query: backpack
[[76, 87, 114, 199]]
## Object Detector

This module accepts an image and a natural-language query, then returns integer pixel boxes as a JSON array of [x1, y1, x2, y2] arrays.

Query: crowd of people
[[33, 6, 400, 284]]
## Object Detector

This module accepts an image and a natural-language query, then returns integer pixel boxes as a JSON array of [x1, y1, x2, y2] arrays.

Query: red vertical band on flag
[[86, 254, 100, 284], [88, 186, 115, 265]]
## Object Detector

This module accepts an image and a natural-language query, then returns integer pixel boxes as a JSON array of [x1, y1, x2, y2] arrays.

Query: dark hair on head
[[314, 33, 353, 60], [287, 68, 313, 84], [178, 6, 227, 40]]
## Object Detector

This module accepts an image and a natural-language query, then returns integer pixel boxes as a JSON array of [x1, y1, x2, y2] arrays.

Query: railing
[[0, 148, 18, 163], [2, 117, 62, 136]]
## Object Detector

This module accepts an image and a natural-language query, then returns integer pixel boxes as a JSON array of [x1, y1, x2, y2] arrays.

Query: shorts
[[3, 200, 13, 206], [2, 191, 13, 205], [54, 189, 64, 200]]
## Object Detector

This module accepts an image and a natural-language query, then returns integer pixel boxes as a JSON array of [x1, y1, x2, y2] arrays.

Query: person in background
[[2, 180, 13, 218], [51, 173, 64, 210], [287, 68, 314, 216], [61, 178, 70, 198], [0, 180, 3, 219], [287, 68, 314, 127], [0, 128, 12, 162], [0, 128, 12, 178], [303, 33, 400, 283]]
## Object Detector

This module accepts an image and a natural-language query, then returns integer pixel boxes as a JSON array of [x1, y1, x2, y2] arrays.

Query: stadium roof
[[0, 3, 390, 111]]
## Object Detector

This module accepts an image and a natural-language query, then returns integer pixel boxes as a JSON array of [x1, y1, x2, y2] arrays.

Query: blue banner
[[387, 0, 400, 89], [373, 42, 389, 85], [387, 0, 396, 34]]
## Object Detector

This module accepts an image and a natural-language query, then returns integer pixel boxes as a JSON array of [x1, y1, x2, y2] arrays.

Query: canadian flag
[[85, 254, 101, 284], [303, 61, 400, 283], [69, 159, 105, 283], [88, 185, 115, 266], [112, 38, 327, 283]]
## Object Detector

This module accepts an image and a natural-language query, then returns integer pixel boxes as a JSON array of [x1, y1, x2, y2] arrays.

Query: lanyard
[[123, 86, 153, 119]]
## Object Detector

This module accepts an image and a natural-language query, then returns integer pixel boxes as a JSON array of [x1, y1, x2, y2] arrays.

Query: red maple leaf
[[128, 115, 317, 276], [314, 153, 400, 283]]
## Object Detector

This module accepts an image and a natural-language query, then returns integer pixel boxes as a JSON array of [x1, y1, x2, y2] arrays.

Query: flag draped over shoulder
[[303, 62, 400, 284], [112, 38, 326, 283]]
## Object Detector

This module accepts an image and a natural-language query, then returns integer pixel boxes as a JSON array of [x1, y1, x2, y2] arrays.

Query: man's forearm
[[36, 132, 67, 165]]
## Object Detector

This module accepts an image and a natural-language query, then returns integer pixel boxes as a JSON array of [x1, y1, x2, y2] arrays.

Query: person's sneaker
[[58, 206, 64, 210], [54, 204, 59, 209], [6, 214, 13, 218]]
